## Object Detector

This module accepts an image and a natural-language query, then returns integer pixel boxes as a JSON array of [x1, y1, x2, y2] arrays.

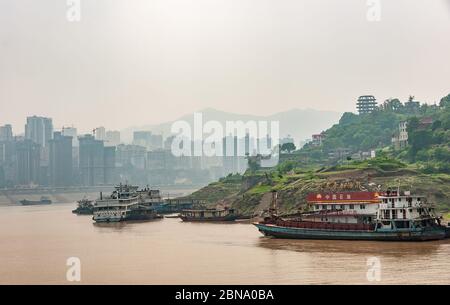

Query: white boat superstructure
[[376, 189, 443, 230], [93, 184, 140, 222], [93, 184, 161, 222]]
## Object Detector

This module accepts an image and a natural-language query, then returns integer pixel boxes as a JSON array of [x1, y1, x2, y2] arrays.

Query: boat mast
[[269, 190, 278, 217]]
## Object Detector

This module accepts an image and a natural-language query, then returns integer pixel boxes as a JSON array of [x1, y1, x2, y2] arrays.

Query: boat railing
[[95, 197, 138, 207]]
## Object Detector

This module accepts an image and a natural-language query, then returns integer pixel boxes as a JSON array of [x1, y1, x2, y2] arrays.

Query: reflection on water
[[257, 237, 448, 257], [93, 219, 164, 231], [0, 205, 449, 284]]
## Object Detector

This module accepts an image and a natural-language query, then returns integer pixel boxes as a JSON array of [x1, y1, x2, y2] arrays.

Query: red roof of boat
[[306, 191, 381, 204]]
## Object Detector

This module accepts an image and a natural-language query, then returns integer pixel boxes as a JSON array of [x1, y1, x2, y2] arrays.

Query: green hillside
[[184, 93, 450, 217], [301, 94, 450, 167]]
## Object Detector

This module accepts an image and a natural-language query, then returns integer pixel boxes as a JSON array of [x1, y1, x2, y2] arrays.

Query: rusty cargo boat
[[254, 190, 449, 242]]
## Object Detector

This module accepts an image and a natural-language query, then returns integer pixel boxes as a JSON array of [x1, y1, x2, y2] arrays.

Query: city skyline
[[1, 106, 342, 144], [1, 0, 450, 132]]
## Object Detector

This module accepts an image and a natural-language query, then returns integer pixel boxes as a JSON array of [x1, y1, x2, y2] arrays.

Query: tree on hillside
[[277, 161, 296, 174], [339, 112, 358, 125], [382, 98, 403, 112], [281, 142, 296, 153], [440, 94, 450, 108], [406, 117, 420, 133], [407, 117, 433, 160], [247, 156, 260, 172]]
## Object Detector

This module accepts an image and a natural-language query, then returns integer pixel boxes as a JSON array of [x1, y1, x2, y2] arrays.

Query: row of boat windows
[[382, 209, 408, 219], [382, 198, 420, 205], [314, 204, 366, 210], [96, 207, 127, 211], [381, 208, 432, 219], [379, 219, 436, 229]]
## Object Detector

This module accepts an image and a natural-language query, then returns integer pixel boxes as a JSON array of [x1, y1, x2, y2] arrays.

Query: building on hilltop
[[357, 95, 377, 114], [419, 117, 433, 129], [311, 132, 325, 146], [391, 121, 408, 150]]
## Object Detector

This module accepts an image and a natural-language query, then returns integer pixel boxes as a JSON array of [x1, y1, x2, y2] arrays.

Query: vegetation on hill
[[184, 173, 243, 204], [299, 94, 450, 170], [403, 94, 450, 173], [185, 93, 450, 217]]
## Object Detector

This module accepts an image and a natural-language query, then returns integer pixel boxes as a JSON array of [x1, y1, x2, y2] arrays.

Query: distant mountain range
[[121, 108, 342, 145]]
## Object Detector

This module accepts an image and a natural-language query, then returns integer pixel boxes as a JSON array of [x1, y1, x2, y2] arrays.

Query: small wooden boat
[[180, 208, 238, 222]]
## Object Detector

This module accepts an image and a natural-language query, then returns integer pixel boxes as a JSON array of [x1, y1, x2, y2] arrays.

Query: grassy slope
[[183, 175, 243, 204]]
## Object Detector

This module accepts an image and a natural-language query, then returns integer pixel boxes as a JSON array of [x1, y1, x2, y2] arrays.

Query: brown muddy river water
[[0, 204, 449, 284]]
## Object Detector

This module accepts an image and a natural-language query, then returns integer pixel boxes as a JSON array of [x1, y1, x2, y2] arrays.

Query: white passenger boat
[[93, 184, 161, 223]]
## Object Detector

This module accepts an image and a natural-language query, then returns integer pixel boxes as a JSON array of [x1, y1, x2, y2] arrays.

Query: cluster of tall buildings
[[118, 132, 273, 184], [1, 116, 281, 188], [133, 131, 163, 150], [0, 117, 117, 188], [93, 127, 121, 147]]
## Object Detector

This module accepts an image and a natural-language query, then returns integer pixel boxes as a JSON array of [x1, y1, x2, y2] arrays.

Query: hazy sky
[[1, 0, 450, 133]]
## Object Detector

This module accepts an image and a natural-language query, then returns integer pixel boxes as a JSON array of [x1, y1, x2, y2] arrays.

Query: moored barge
[[180, 207, 238, 222], [254, 190, 448, 241], [151, 199, 203, 214]]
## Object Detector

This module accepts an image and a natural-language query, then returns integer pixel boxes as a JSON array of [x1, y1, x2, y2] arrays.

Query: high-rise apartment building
[[49, 132, 73, 186], [15, 139, 41, 185], [79, 135, 115, 186], [95, 127, 106, 141], [105, 130, 121, 147], [25, 116, 53, 147], [0, 125, 13, 141], [62, 127, 78, 147]]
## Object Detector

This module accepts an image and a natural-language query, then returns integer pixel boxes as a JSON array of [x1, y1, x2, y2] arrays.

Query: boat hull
[[180, 214, 238, 222], [126, 213, 163, 221], [20, 200, 52, 206], [72, 208, 93, 215], [152, 203, 194, 214], [93, 215, 122, 223], [254, 223, 447, 242], [93, 210, 162, 223]]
